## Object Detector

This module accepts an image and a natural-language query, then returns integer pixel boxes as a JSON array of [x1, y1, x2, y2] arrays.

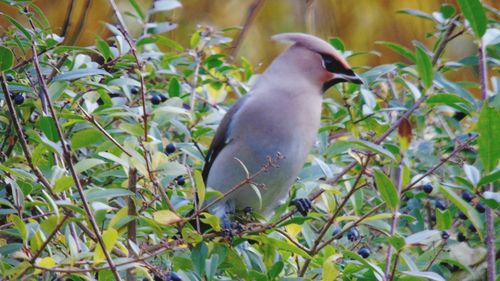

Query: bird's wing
[[202, 94, 250, 183]]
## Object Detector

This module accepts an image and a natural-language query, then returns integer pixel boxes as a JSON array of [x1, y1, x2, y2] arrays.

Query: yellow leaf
[[194, 170, 205, 206], [35, 257, 56, 274], [94, 228, 118, 264], [286, 223, 301, 240], [152, 210, 181, 225], [200, 212, 221, 231], [323, 254, 342, 281], [115, 241, 129, 256], [207, 84, 227, 104], [108, 207, 129, 230]]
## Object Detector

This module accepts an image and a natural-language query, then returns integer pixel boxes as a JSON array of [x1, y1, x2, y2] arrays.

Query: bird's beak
[[322, 72, 364, 92], [335, 72, 364, 85]]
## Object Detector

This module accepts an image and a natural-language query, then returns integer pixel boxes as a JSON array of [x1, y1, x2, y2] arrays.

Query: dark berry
[[475, 202, 486, 213], [453, 111, 467, 121], [346, 228, 360, 242], [175, 176, 185, 186], [422, 183, 433, 194], [131, 86, 139, 95], [159, 94, 167, 102], [457, 211, 467, 220], [243, 206, 253, 215], [5, 74, 14, 82], [468, 224, 476, 233], [165, 272, 182, 281], [430, 214, 436, 223], [13, 94, 24, 105], [441, 262, 459, 272], [435, 200, 446, 210], [151, 95, 162, 105], [457, 232, 466, 242], [165, 143, 176, 155], [461, 191, 473, 202], [357, 247, 370, 258], [441, 231, 450, 240], [332, 227, 343, 239]]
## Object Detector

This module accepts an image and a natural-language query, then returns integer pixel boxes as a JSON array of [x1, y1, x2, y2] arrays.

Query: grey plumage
[[202, 33, 362, 220]]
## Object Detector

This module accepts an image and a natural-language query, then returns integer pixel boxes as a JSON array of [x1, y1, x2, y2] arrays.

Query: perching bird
[[202, 33, 362, 228]]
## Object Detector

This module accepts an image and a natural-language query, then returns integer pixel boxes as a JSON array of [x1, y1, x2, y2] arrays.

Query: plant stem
[[479, 38, 495, 281], [384, 158, 404, 279]]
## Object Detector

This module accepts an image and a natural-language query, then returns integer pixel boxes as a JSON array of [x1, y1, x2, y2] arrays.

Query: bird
[[201, 33, 362, 229]]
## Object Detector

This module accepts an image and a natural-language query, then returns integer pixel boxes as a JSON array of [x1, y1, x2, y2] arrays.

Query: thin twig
[[384, 158, 404, 279], [0, 75, 52, 191], [67, 0, 91, 45], [299, 158, 370, 277], [188, 153, 283, 220], [126, 167, 138, 281], [479, 36, 496, 281], [60, 0, 75, 38], [79, 105, 132, 157], [27, 21, 122, 280], [107, 0, 148, 141], [229, 0, 265, 60], [18, 215, 69, 280], [432, 16, 459, 66]]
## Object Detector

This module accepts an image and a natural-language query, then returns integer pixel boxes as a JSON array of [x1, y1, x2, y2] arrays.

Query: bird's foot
[[220, 216, 244, 237], [290, 198, 312, 216]]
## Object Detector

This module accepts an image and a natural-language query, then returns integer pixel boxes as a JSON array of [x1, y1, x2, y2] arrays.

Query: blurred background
[[1, 0, 498, 82]]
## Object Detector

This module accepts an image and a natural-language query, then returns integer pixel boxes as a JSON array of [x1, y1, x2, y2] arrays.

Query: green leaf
[[200, 213, 221, 231], [128, 0, 146, 20], [397, 9, 433, 21], [149, 0, 182, 14], [86, 188, 134, 202], [0, 46, 14, 71], [457, 0, 487, 38], [405, 230, 440, 245], [478, 102, 500, 172], [168, 77, 181, 97], [328, 37, 345, 52], [440, 4, 456, 19], [478, 170, 500, 186], [376, 41, 415, 62], [435, 208, 452, 230], [119, 123, 143, 137], [415, 45, 433, 89], [373, 169, 399, 210], [53, 176, 74, 193], [71, 128, 105, 149], [191, 242, 208, 275], [387, 234, 406, 250], [351, 140, 396, 161], [11, 215, 27, 243], [54, 69, 111, 81], [439, 185, 484, 240], [1, 14, 32, 39], [96, 39, 113, 61], [402, 271, 445, 281], [343, 251, 385, 280], [427, 93, 473, 114], [38, 116, 60, 142], [75, 158, 105, 173]]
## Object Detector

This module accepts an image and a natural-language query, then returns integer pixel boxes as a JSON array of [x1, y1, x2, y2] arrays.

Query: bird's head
[[271, 33, 363, 92]]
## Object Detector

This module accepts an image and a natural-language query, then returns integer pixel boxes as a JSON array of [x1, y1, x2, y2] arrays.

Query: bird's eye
[[322, 56, 334, 69], [320, 54, 344, 73]]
